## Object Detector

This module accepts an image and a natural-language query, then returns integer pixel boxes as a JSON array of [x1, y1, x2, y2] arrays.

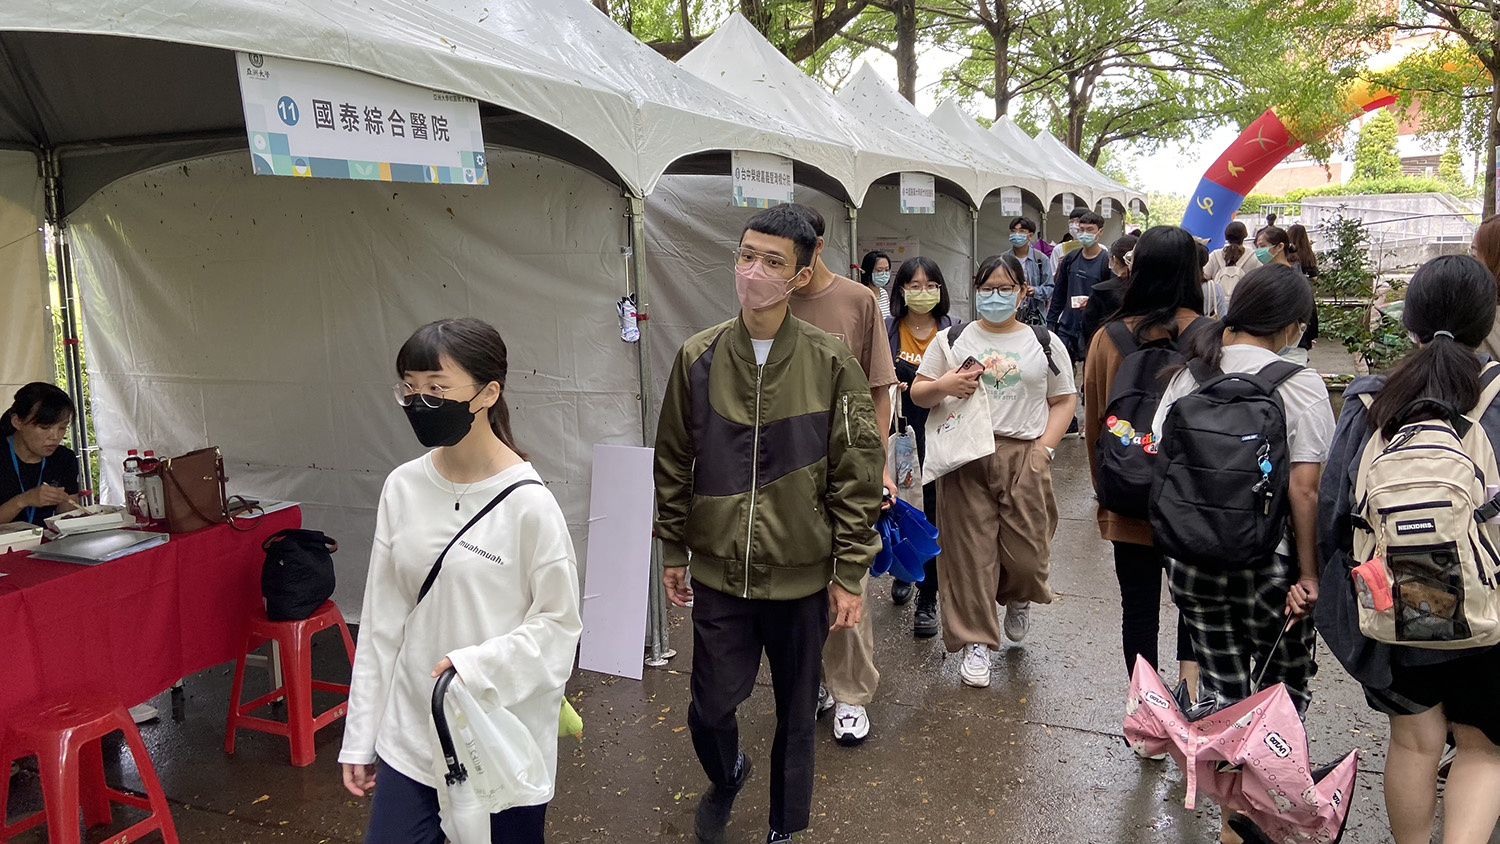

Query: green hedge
[[1237, 176, 1476, 215]]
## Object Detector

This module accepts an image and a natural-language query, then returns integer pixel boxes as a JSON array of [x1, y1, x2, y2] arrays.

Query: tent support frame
[[628, 193, 675, 668], [42, 149, 94, 501], [970, 206, 980, 281], [846, 204, 859, 274]]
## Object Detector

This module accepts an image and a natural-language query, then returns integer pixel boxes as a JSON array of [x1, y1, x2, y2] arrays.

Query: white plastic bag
[[922, 390, 995, 485], [888, 423, 923, 507], [432, 674, 551, 841]]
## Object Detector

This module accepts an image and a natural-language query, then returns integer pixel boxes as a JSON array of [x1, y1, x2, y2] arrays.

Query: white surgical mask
[[976, 289, 1018, 324], [872, 271, 892, 287]]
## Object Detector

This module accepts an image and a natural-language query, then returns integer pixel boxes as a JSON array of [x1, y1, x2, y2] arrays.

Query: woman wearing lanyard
[[0, 383, 80, 526]]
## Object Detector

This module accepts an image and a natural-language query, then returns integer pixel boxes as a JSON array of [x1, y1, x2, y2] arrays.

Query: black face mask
[[403, 397, 478, 448]]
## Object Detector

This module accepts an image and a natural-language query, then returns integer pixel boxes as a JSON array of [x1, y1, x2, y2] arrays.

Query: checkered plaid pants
[[1167, 552, 1318, 715]]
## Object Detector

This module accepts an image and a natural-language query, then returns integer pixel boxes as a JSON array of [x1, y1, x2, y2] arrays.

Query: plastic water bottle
[[141, 450, 166, 523], [893, 421, 917, 494], [122, 449, 143, 520]]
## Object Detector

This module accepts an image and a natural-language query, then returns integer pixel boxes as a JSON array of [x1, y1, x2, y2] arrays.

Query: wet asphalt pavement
[[5, 432, 1495, 843]]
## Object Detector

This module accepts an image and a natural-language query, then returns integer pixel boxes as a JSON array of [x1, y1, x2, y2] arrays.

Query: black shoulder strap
[[1186, 356, 1220, 385], [1257, 360, 1305, 390], [1031, 324, 1061, 374], [416, 479, 544, 604], [1483, 363, 1500, 391], [1105, 320, 1138, 357], [945, 320, 968, 349], [1179, 316, 1216, 344]]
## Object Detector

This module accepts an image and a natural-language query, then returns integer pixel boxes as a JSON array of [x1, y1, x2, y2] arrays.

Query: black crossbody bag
[[416, 479, 542, 604]]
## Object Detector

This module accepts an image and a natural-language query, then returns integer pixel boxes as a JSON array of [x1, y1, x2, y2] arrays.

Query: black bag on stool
[[261, 529, 338, 620]]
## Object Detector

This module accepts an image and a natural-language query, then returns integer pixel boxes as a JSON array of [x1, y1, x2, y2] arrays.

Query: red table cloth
[[0, 508, 301, 727]]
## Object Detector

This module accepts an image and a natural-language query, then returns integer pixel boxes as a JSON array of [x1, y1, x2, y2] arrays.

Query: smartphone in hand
[[958, 356, 983, 374]]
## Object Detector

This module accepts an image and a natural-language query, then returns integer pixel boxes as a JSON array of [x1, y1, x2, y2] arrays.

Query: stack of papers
[[0, 521, 44, 554], [29, 529, 169, 565], [46, 505, 130, 537]]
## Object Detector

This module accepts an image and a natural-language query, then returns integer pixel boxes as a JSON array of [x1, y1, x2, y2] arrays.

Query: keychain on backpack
[[1251, 442, 1274, 514]]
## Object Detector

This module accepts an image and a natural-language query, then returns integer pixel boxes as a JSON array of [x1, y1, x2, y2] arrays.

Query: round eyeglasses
[[393, 382, 483, 408]]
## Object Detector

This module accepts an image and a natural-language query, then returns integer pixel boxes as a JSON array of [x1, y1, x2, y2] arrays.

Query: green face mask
[[904, 290, 942, 314]]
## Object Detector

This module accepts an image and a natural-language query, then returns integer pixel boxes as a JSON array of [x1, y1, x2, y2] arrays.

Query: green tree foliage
[[1438, 139, 1464, 185], [1352, 109, 1402, 180], [1315, 211, 1409, 372]]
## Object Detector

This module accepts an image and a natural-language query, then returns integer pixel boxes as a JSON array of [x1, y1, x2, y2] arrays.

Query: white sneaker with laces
[[960, 643, 991, 688], [832, 702, 869, 745], [1004, 601, 1031, 643], [816, 684, 835, 718]]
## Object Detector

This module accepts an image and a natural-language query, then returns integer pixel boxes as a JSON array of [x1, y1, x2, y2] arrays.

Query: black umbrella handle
[[431, 667, 469, 786], [1253, 617, 1295, 690]]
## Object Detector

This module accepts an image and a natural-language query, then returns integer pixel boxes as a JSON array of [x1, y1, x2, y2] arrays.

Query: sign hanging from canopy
[[731, 151, 795, 208], [235, 53, 487, 186], [899, 172, 936, 214], [999, 187, 1023, 216]]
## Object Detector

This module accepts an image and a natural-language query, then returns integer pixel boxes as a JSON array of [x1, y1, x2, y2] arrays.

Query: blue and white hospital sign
[[235, 53, 487, 186]]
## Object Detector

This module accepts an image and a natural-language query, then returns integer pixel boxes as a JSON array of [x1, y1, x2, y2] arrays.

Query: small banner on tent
[[1061, 192, 1076, 211], [900, 173, 936, 214], [1130, 198, 1146, 215], [999, 187, 1023, 216], [857, 237, 922, 266], [1100, 202, 1113, 219], [235, 53, 487, 186], [731, 151, 795, 208]]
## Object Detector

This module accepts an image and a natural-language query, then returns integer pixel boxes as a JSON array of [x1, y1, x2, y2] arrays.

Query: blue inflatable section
[[1178, 177, 1247, 251]]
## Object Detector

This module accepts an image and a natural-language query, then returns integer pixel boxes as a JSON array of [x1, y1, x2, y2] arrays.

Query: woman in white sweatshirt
[[340, 318, 582, 844]]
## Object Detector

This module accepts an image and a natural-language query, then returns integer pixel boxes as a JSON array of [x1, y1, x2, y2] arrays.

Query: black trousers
[[365, 759, 546, 844], [914, 479, 940, 601], [1112, 541, 1195, 675], [688, 581, 829, 834]]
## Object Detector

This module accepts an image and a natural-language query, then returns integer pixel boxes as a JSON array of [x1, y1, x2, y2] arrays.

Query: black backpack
[[261, 529, 338, 621], [1094, 317, 1213, 519], [945, 320, 1060, 376], [1148, 359, 1303, 568]]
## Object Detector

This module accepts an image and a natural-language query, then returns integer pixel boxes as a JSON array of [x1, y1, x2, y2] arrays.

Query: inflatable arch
[[1180, 71, 1403, 248]]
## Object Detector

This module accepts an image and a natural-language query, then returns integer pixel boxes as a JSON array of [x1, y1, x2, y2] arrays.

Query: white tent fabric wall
[[67, 148, 639, 620], [0, 150, 49, 396], [643, 175, 852, 415], [977, 194, 1046, 260], [859, 184, 976, 322]]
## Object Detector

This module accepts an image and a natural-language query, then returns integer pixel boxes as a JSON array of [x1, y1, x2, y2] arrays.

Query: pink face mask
[[735, 261, 798, 311]]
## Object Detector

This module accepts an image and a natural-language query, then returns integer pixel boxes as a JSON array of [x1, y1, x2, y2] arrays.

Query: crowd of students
[[331, 202, 1500, 844]]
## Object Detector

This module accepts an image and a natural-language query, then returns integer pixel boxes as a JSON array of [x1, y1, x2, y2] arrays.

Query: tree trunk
[[1490, 61, 1498, 216], [592, 0, 608, 13], [992, 0, 1011, 118], [896, 0, 917, 104], [679, 0, 691, 41]]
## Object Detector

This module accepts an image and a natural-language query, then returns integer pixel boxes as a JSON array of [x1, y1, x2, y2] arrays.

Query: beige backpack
[[1350, 364, 1500, 648]]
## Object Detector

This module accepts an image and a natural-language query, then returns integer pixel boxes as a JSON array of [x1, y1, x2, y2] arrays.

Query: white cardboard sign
[[579, 445, 657, 680], [999, 186, 1023, 216]]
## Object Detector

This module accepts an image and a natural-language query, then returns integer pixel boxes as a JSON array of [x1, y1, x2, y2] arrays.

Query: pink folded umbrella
[[1123, 655, 1359, 844]]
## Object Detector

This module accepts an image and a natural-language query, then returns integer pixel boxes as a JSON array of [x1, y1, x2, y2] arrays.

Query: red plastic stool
[[224, 600, 356, 767], [0, 694, 179, 844]]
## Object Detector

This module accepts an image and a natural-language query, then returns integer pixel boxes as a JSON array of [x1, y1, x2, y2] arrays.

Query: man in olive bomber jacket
[[654, 204, 885, 844]]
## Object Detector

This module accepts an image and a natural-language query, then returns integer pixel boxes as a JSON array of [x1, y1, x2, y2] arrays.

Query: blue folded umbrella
[[870, 498, 940, 583]]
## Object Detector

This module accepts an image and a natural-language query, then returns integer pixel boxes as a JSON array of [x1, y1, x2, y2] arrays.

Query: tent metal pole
[[846, 203, 859, 273], [627, 192, 675, 668], [42, 150, 93, 502], [971, 206, 981, 279]]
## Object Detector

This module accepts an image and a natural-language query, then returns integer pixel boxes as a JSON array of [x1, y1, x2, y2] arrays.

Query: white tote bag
[[922, 388, 995, 484]]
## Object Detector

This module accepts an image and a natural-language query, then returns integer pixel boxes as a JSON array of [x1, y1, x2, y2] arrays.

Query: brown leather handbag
[[148, 446, 242, 533]]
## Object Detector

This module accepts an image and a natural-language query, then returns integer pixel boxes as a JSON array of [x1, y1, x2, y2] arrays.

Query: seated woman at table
[[340, 318, 582, 844], [0, 382, 79, 527]]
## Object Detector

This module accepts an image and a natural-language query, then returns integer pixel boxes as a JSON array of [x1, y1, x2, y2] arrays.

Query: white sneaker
[[832, 702, 869, 746], [816, 684, 835, 718], [128, 703, 159, 724], [1004, 601, 1031, 643], [960, 644, 991, 688]]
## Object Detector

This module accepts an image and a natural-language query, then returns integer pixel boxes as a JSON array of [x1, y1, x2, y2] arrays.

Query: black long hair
[[1110, 225, 1204, 341], [1222, 221, 1249, 266], [890, 257, 950, 320], [1, 383, 74, 438], [1182, 264, 1313, 370], [860, 250, 891, 288], [1368, 255, 1498, 438], [1109, 235, 1138, 280], [975, 253, 1026, 290], [396, 318, 526, 458]]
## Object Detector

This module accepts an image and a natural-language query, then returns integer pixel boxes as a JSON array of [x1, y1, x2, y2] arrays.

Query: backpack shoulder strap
[[1105, 320, 1138, 357], [1186, 356, 1220, 385], [1258, 360, 1305, 390], [945, 320, 968, 349], [416, 479, 544, 604], [1465, 361, 1500, 422], [1031, 324, 1061, 375], [1180, 316, 1216, 343]]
